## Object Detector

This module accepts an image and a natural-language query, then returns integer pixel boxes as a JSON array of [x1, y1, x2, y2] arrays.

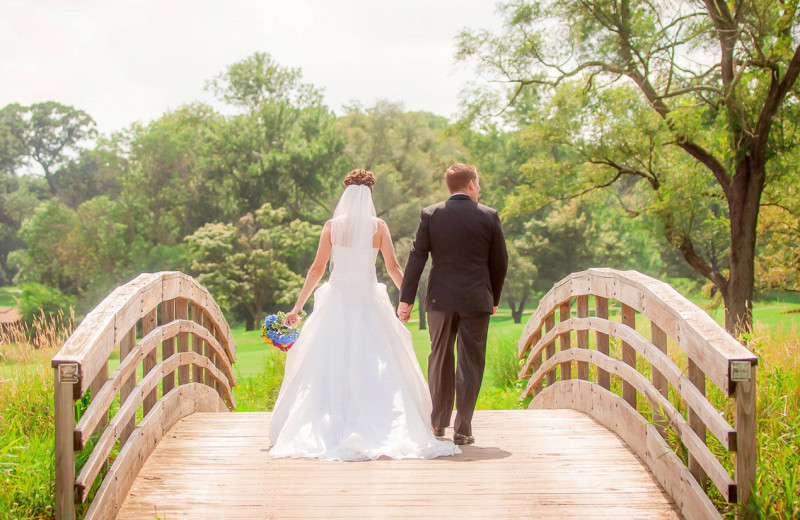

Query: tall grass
[[1, 313, 73, 520], [233, 351, 286, 412], [742, 328, 800, 520]]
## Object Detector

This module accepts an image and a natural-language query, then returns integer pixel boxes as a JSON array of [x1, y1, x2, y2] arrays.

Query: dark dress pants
[[426, 310, 491, 436]]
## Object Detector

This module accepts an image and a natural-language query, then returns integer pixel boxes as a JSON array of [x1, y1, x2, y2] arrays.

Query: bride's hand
[[285, 310, 301, 327]]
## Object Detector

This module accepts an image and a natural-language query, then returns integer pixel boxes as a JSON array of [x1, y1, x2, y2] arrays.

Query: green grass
[[0, 361, 55, 520], [228, 307, 529, 412], [0, 286, 21, 308]]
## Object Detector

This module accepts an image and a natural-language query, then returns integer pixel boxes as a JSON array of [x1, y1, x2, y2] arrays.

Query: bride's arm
[[285, 221, 332, 326], [378, 220, 404, 290]]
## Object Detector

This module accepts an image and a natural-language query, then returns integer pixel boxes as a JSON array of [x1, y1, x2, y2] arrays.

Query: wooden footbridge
[[52, 269, 758, 520]]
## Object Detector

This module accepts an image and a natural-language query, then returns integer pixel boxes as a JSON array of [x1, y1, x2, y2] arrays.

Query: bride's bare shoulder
[[374, 217, 391, 233]]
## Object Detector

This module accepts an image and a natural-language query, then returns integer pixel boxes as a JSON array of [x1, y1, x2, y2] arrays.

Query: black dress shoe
[[454, 433, 475, 445], [431, 426, 445, 437]]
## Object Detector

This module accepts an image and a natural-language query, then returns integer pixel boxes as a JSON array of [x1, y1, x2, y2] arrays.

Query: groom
[[398, 163, 508, 446]]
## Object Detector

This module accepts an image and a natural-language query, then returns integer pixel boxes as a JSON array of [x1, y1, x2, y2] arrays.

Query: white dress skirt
[[268, 246, 460, 461]]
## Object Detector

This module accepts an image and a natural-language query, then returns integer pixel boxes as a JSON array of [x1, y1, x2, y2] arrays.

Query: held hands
[[397, 302, 413, 323]]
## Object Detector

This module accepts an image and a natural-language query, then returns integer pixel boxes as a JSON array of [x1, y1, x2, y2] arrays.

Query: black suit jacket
[[400, 194, 508, 313]]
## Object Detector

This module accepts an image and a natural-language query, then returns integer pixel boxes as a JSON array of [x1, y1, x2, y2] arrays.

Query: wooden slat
[[75, 352, 234, 500], [735, 365, 757, 513], [533, 383, 723, 520], [687, 358, 707, 489], [544, 312, 556, 387], [518, 328, 541, 378], [595, 296, 610, 390], [558, 301, 572, 381], [119, 327, 136, 446], [142, 307, 158, 416], [54, 369, 76, 520], [192, 303, 204, 384], [650, 321, 668, 435], [83, 384, 223, 520], [576, 296, 589, 381], [116, 410, 681, 520], [176, 298, 189, 386], [530, 350, 736, 502], [52, 272, 237, 391], [513, 269, 756, 397], [88, 360, 108, 435], [162, 299, 175, 394], [213, 327, 223, 395], [52, 311, 114, 394], [522, 316, 736, 450], [74, 320, 236, 449], [621, 303, 637, 410]]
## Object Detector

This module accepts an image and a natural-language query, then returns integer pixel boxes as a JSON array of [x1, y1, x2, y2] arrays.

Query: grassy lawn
[[0, 286, 20, 308], [229, 307, 528, 380]]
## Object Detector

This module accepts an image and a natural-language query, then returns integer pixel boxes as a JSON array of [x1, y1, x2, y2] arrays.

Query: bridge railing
[[518, 269, 757, 520], [52, 272, 237, 520]]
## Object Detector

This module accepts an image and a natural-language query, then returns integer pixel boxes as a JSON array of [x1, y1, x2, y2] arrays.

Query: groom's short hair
[[445, 163, 478, 193]]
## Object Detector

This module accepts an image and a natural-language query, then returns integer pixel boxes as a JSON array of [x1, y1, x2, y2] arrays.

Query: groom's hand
[[397, 302, 413, 323], [492, 306, 498, 315]]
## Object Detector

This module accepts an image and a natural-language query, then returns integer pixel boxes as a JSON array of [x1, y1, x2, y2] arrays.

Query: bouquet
[[262, 311, 305, 352]]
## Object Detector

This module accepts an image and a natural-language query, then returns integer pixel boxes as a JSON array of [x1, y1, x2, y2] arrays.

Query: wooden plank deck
[[117, 410, 681, 519]]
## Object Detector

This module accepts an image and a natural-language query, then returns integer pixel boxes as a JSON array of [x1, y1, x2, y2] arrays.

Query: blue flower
[[263, 314, 278, 328]]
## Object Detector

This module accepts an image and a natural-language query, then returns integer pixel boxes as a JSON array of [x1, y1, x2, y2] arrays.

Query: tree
[[186, 204, 317, 330], [0, 102, 97, 194], [10, 196, 133, 302], [338, 102, 464, 239], [10, 199, 85, 294], [122, 104, 222, 246], [0, 105, 27, 175], [505, 243, 538, 323], [206, 53, 346, 221], [459, 0, 800, 333]]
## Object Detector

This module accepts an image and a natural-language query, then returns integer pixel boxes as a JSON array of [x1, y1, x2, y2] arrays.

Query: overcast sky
[[0, 1, 505, 135]]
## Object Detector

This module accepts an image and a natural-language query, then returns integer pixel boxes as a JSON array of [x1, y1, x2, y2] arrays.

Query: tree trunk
[[724, 159, 762, 335], [508, 291, 528, 324], [417, 283, 427, 330], [245, 314, 255, 331], [42, 164, 57, 195]]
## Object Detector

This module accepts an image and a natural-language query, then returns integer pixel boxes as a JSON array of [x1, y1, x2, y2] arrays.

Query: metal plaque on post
[[58, 363, 80, 384], [730, 361, 752, 382]]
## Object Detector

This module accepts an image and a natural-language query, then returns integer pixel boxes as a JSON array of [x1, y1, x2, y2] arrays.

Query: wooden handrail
[[52, 272, 237, 520], [518, 268, 757, 520]]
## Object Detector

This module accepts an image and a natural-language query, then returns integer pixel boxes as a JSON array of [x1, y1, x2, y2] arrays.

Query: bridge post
[[595, 297, 610, 390], [54, 365, 76, 520], [620, 304, 636, 409], [576, 296, 589, 380], [735, 364, 757, 519], [559, 301, 572, 380], [142, 307, 158, 416], [162, 299, 176, 394], [650, 322, 668, 435], [119, 328, 136, 445], [688, 358, 708, 489], [545, 312, 556, 387], [177, 297, 190, 385]]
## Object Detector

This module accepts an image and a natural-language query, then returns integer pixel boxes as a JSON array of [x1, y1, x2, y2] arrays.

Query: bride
[[269, 169, 460, 461]]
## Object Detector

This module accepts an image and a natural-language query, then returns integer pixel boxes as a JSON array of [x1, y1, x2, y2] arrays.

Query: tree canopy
[[458, 0, 800, 332]]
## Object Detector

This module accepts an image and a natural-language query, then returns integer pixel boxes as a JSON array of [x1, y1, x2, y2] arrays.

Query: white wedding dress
[[269, 186, 459, 461]]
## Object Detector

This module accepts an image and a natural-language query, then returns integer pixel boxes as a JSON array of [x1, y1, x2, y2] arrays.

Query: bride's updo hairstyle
[[343, 169, 376, 191]]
